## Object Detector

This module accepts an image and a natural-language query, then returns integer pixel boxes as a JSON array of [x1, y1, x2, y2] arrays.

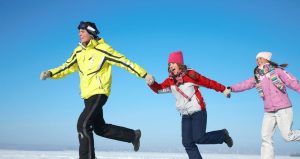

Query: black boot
[[223, 129, 233, 147], [132, 129, 141, 151]]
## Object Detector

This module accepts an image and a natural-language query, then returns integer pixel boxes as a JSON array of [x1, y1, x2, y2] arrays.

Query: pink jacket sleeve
[[277, 68, 300, 93], [230, 77, 256, 92]]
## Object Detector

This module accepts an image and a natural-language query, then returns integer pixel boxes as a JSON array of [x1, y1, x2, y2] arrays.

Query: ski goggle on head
[[77, 21, 100, 35]]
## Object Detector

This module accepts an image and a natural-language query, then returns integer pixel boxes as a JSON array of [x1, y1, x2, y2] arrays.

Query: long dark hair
[[254, 61, 288, 82]]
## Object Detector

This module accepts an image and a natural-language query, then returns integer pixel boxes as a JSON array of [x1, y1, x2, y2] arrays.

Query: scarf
[[170, 71, 186, 86], [255, 63, 286, 97]]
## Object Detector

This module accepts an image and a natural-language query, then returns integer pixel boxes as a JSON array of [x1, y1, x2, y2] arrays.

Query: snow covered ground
[[0, 150, 299, 159]]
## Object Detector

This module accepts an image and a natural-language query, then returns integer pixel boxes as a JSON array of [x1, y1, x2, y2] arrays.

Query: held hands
[[223, 87, 231, 98], [145, 73, 155, 85], [40, 71, 51, 80]]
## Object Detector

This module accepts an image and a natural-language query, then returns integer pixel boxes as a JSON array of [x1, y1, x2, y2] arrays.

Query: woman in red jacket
[[148, 51, 233, 159]]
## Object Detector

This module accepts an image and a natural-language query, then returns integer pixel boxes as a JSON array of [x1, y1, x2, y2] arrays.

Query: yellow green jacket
[[49, 38, 147, 99]]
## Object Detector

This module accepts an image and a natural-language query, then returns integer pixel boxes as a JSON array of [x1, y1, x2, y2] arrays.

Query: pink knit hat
[[168, 51, 184, 64]]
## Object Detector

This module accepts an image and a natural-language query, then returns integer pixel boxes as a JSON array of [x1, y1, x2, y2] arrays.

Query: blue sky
[[0, 0, 300, 155]]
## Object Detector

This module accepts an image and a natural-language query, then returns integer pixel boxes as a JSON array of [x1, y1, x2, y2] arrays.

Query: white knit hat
[[256, 51, 272, 61]]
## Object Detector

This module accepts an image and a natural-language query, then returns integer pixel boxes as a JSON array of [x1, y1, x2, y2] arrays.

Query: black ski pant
[[77, 94, 136, 159]]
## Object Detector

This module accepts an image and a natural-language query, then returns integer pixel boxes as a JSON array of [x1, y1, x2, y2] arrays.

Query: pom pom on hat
[[168, 51, 184, 64], [256, 51, 272, 61]]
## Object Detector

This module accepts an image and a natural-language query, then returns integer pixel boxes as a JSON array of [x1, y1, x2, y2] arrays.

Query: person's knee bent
[[93, 124, 107, 136], [193, 134, 205, 144]]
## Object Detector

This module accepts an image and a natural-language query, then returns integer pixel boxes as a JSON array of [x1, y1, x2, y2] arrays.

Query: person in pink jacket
[[223, 52, 300, 159]]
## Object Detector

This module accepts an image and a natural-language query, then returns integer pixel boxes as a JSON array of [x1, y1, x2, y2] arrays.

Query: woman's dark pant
[[182, 110, 225, 159], [77, 94, 135, 159]]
